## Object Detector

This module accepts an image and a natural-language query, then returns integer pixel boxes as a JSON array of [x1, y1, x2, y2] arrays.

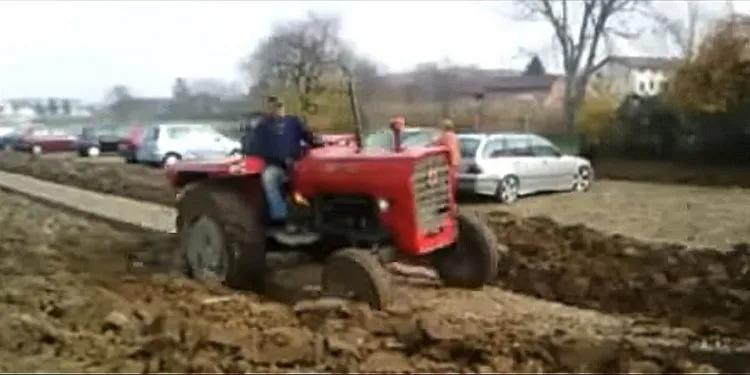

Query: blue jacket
[[242, 115, 314, 168]]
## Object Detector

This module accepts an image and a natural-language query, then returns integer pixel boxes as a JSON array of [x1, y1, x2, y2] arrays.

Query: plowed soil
[[1, 190, 748, 373], [2, 152, 750, 372], [595, 159, 750, 189], [0, 153, 173, 205], [2, 153, 749, 247], [486, 211, 750, 337]]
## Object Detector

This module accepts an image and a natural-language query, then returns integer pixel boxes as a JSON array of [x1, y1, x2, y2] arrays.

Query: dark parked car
[[117, 124, 145, 163], [15, 127, 78, 155], [0, 128, 28, 151], [76, 125, 130, 157]]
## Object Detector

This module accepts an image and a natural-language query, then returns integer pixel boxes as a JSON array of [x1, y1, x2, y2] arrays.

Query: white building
[[593, 56, 681, 98], [0, 97, 92, 120]]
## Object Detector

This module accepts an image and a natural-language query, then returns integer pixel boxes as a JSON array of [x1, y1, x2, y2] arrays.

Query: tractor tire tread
[[432, 211, 502, 288], [322, 248, 392, 310], [177, 181, 266, 292]]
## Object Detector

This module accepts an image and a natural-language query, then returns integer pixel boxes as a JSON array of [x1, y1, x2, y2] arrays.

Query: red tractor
[[164, 80, 504, 310]]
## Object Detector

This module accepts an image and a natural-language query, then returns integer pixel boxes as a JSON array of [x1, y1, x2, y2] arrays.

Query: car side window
[[167, 127, 196, 139], [506, 136, 533, 156], [147, 127, 160, 141], [481, 139, 507, 158], [530, 136, 560, 157]]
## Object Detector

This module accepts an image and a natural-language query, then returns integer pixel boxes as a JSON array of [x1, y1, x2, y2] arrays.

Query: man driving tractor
[[242, 96, 316, 234]]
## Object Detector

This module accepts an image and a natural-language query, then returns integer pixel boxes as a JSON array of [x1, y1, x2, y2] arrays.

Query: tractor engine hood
[[295, 146, 456, 255], [294, 147, 442, 199]]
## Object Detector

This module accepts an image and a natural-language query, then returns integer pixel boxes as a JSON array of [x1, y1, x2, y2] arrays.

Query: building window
[[661, 81, 668, 92], [638, 81, 646, 93], [648, 80, 655, 92]]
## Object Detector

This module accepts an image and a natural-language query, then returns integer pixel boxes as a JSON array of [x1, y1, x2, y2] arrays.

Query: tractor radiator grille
[[412, 155, 451, 234]]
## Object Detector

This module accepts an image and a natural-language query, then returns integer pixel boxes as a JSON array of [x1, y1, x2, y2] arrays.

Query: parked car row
[[347, 126, 594, 204], [0, 126, 79, 154], [0, 122, 241, 167], [309, 125, 593, 204]]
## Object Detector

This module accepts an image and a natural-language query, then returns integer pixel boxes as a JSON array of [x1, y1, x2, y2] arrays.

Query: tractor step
[[268, 229, 320, 246]]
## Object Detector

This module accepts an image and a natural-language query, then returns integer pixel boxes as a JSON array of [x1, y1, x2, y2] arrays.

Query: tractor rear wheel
[[431, 212, 501, 288], [177, 182, 266, 292], [321, 248, 392, 310]]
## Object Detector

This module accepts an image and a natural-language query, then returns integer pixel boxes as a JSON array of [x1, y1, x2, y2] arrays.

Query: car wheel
[[495, 175, 519, 204], [162, 153, 181, 166], [87, 146, 100, 157], [31, 145, 43, 156], [573, 166, 594, 192]]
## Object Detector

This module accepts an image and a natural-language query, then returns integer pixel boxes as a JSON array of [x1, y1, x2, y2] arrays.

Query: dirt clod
[[487, 211, 750, 338], [2, 154, 750, 372]]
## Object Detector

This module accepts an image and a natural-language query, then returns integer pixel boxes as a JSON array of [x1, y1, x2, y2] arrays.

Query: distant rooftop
[[604, 55, 682, 70]]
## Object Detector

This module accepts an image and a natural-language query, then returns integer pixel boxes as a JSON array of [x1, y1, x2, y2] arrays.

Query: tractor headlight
[[376, 198, 390, 212]]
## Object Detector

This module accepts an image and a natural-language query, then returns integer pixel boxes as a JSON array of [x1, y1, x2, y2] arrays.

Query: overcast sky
[[0, 0, 746, 102]]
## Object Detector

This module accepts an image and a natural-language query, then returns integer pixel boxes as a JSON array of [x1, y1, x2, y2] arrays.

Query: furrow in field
[[2, 152, 749, 343], [1, 189, 746, 373]]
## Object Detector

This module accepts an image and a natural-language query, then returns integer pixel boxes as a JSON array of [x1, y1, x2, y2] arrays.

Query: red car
[[15, 127, 77, 155], [118, 124, 145, 163]]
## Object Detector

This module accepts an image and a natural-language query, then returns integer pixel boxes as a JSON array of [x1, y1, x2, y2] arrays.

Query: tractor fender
[[166, 156, 265, 189]]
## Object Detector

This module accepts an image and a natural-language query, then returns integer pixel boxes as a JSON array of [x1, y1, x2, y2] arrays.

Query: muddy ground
[[594, 159, 750, 189], [1, 153, 748, 247], [493, 180, 750, 248], [2, 189, 750, 373]]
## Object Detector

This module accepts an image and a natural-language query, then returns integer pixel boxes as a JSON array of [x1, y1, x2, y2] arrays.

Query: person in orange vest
[[435, 118, 460, 167], [434, 118, 461, 191], [388, 116, 406, 150]]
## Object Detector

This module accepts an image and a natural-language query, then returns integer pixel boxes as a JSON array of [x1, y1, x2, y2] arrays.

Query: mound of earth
[[595, 159, 750, 189], [0, 191, 743, 372], [0, 153, 173, 205], [488, 211, 750, 338]]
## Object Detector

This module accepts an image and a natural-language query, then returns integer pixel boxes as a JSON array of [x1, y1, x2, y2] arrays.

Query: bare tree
[[170, 77, 192, 119], [434, 59, 460, 119], [189, 78, 244, 98], [103, 85, 133, 106], [241, 12, 350, 114], [515, 0, 648, 134], [643, 1, 708, 59], [410, 60, 459, 120], [103, 85, 135, 122]]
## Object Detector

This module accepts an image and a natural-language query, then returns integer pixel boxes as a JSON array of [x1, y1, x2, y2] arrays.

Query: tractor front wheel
[[177, 182, 266, 292], [431, 212, 502, 289], [321, 248, 392, 310]]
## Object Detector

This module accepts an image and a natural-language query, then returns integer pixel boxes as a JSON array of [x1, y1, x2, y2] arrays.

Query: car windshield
[[29, 128, 51, 136], [363, 128, 436, 150], [113, 126, 132, 137], [459, 137, 480, 158], [167, 125, 218, 139], [81, 127, 107, 137]]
